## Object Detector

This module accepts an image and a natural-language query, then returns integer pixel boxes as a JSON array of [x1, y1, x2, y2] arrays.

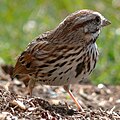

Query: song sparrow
[[13, 10, 110, 111]]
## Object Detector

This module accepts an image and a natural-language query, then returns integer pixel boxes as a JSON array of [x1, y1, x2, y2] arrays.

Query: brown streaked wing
[[13, 40, 52, 77]]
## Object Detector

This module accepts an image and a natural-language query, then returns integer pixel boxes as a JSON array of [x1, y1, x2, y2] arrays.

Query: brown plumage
[[13, 10, 110, 111]]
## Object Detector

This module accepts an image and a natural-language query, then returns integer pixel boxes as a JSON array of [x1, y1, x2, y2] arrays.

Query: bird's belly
[[37, 61, 88, 86], [36, 44, 98, 86]]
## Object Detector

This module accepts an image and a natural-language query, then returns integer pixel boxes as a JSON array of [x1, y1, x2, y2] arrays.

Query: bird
[[13, 9, 111, 111]]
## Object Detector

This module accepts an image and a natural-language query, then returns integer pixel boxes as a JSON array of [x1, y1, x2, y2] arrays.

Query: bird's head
[[54, 9, 111, 44]]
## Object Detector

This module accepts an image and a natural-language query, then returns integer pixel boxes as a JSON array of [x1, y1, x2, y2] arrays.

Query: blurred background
[[0, 0, 120, 84]]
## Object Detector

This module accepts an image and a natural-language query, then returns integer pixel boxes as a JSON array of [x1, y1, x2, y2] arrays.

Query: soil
[[0, 65, 120, 120]]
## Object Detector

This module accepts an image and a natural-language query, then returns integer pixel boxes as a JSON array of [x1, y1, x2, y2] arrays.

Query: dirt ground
[[0, 65, 120, 120]]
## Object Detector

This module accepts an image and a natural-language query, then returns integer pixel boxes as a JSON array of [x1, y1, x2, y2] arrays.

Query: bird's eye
[[95, 16, 101, 23]]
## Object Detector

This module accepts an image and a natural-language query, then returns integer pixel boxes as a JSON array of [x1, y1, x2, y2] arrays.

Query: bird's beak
[[102, 19, 111, 27]]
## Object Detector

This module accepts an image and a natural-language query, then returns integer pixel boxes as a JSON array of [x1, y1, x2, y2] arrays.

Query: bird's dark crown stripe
[[72, 18, 96, 31]]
